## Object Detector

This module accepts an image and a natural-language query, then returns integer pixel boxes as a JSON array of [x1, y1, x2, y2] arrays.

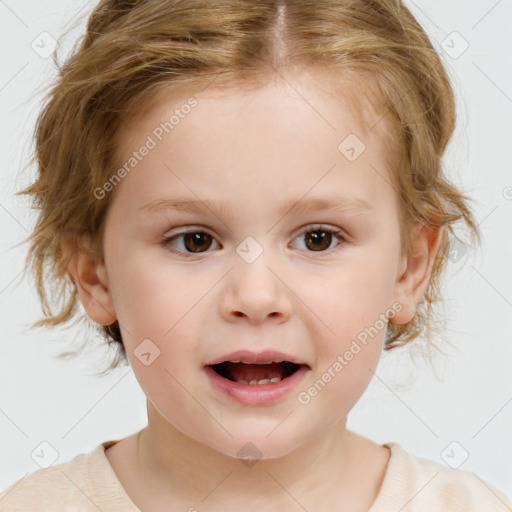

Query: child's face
[[92, 73, 415, 459]]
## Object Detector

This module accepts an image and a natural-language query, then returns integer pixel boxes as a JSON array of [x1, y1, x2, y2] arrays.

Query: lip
[[205, 349, 307, 366], [204, 364, 309, 406], [204, 349, 310, 406]]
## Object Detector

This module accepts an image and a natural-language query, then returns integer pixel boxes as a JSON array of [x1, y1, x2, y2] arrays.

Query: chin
[[205, 424, 319, 463]]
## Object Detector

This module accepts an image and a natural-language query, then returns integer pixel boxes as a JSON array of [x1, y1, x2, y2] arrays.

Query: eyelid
[[294, 223, 346, 238], [162, 223, 347, 240], [164, 225, 215, 238]]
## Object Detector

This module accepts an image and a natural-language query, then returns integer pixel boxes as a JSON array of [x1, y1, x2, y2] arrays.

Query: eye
[[160, 224, 347, 257], [291, 224, 346, 253], [161, 228, 220, 256]]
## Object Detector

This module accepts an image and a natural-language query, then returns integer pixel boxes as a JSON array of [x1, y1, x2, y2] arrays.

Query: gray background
[[1, 0, 511, 500]]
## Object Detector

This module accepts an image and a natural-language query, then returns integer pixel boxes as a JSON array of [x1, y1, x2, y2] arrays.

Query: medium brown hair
[[17, 0, 480, 374]]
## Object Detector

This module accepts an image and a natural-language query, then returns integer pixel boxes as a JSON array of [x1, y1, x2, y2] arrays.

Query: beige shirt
[[1, 440, 511, 511]]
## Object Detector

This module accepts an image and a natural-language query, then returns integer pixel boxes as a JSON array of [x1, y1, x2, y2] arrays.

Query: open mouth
[[209, 361, 303, 385]]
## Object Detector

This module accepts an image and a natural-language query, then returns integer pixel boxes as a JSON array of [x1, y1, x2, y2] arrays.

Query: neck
[[133, 402, 388, 511]]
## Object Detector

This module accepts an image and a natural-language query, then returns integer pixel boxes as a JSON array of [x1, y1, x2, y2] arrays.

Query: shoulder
[[0, 440, 135, 512], [0, 451, 91, 511], [371, 442, 512, 512]]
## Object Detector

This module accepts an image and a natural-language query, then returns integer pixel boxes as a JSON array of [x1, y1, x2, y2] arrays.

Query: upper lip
[[205, 349, 309, 367]]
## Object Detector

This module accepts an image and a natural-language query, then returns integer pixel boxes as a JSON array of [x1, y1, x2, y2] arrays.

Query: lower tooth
[[270, 377, 281, 383]]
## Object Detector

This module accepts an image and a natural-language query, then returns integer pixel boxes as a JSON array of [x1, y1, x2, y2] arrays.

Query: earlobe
[[63, 234, 117, 325], [392, 223, 443, 325]]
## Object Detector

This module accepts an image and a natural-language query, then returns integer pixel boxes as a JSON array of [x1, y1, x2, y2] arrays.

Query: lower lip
[[204, 365, 309, 406]]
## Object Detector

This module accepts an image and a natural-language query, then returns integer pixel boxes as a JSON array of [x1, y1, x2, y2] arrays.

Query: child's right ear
[[61, 234, 117, 326]]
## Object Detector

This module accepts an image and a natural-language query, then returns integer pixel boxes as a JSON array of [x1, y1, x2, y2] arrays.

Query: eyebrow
[[140, 195, 374, 218]]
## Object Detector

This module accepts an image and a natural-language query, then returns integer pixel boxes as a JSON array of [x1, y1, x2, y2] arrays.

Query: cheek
[[111, 258, 207, 405], [108, 249, 197, 336], [299, 269, 389, 413], [109, 252, 215, 375], [311, 255, 396, 341]]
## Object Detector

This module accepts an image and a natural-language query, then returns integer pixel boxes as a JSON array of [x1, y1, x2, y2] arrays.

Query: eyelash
[[160, 224, 347, 258]]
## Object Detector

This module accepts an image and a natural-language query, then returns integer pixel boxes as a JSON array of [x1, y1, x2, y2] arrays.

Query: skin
[[67, 69, 441, 511]]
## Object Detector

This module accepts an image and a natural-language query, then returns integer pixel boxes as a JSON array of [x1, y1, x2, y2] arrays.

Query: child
[[1, 0, 510, 510]]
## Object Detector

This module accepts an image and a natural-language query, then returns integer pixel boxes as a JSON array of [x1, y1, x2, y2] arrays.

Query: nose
[[219, 251, 293, 325]]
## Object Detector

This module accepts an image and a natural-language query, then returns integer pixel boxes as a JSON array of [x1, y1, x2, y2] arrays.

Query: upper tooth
[[229, 360, 240, 363], [236, 377, 282, 385]]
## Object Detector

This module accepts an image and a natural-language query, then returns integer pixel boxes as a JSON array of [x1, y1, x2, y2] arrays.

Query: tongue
[[225, 362, 285, 382]]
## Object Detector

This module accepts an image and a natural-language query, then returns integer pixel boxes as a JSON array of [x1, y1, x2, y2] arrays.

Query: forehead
[[118, 67, 385, 150], [109, 70, 396, 217]]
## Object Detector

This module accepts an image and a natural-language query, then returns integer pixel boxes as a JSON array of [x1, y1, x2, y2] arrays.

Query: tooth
[[230, 360, 240, 363], [235, 377, 281, 385]]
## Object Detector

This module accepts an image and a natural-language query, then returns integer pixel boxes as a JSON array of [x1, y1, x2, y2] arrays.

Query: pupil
[[306, 230, 331, 251], [184, 232, 212, 253]]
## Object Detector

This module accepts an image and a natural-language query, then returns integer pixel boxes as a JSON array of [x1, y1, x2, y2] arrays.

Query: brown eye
[[162, 230, 220, 255], [182, 232, 214, 253], [304, 230, 333, 251], [291, 225, 346, 253]]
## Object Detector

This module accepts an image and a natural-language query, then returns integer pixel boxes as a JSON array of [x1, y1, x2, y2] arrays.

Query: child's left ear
[[392, 222, 443, 324]]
